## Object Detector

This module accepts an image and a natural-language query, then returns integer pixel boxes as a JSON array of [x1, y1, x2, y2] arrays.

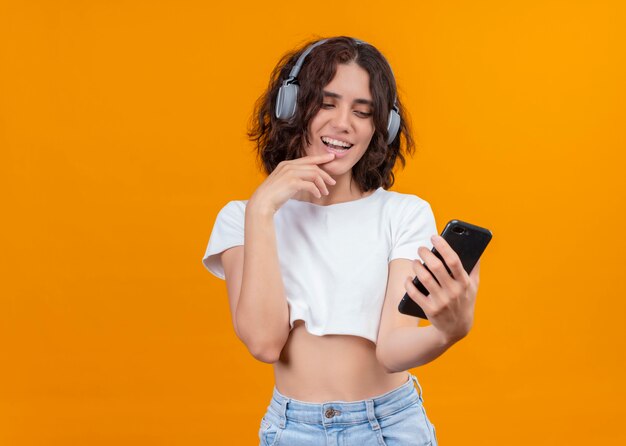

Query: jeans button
[[325, 408, 335, 418]]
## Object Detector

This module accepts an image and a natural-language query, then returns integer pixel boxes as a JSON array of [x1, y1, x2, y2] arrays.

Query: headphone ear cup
[[386, 108, 401, 145], [275, 84, 299, 120]]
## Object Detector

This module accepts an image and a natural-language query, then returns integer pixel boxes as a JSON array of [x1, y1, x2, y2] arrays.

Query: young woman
[[202, 36, 480, 446]]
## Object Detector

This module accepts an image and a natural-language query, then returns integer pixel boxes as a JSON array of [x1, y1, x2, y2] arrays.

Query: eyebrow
[[323, 90, 374, 107]]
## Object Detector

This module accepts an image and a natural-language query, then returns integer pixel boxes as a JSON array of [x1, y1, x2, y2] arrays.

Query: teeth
[[322, 136, 352, 148]]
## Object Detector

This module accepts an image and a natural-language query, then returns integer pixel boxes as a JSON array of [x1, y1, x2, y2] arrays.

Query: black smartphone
[[398, 219, 493, 319]]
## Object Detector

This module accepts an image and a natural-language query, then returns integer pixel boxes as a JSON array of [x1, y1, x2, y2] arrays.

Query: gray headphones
[[275, 38, 401, 145]]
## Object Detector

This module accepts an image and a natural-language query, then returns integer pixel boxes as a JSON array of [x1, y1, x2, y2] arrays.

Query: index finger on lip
[[294, 153, 335, 162], [306, 153, 335, 164], [431, 235, 465, 279]]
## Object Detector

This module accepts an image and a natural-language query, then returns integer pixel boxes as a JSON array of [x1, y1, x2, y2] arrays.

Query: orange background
[[2, 1, 625, 444]]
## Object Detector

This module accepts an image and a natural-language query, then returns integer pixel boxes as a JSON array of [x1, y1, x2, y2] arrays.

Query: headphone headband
[[287, 38, 329, 80]]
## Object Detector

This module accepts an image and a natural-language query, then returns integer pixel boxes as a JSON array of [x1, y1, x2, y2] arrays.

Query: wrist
[[246, 199, 276, 218], [433, 325, 465, 347]]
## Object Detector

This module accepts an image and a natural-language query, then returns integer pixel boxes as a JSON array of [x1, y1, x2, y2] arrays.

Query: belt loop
[[278, 396, 288, 429], [365, 399, 381, 431], [411, 374, 424, 401]]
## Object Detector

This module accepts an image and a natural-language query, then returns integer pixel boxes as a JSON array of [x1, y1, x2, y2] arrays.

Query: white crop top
[[201, 187, 437, 344]]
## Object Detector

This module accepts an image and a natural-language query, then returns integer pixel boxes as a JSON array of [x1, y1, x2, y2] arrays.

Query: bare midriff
[[273, 320, 409, 402]]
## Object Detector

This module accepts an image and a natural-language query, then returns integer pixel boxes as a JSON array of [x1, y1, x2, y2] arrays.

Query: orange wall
[[2, 1, 625, 444]]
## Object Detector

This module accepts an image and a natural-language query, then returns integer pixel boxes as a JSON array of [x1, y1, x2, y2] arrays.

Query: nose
[[330, 104, 351, 132]]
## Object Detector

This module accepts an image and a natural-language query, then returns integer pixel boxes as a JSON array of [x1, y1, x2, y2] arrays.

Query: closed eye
[[322, 104, 372, 118]]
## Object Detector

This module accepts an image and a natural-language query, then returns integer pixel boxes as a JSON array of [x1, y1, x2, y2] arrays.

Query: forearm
[[237, 205, 290, 362], [378, 325, 459, 373]]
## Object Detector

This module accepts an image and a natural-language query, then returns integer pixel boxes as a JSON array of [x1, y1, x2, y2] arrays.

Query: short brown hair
[[247, 36, 416, 191]]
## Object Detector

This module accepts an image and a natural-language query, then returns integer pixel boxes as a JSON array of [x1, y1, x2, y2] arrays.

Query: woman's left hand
[[405, 235, 481, 345]]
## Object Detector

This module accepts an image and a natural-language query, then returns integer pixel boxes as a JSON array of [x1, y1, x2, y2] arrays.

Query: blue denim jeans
[[259, 374, 438, 446]]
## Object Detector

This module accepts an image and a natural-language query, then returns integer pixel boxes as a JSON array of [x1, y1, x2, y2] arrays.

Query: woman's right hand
[[248, 152, 337, 214]]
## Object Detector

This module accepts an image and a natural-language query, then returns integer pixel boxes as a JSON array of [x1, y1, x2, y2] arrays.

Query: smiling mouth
[[321, 137, 353, 151]]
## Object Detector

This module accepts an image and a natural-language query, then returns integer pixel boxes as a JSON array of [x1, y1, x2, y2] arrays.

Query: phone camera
[[452, 226, 466, 235]]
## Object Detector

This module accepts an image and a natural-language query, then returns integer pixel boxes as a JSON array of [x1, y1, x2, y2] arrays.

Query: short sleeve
[[389, 197, 438, 262], [201, 201, 246, 280]]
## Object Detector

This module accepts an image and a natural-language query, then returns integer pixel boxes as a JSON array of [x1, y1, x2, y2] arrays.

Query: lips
[[321, 142, 352, 159], [320, 137, 353, 150]]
